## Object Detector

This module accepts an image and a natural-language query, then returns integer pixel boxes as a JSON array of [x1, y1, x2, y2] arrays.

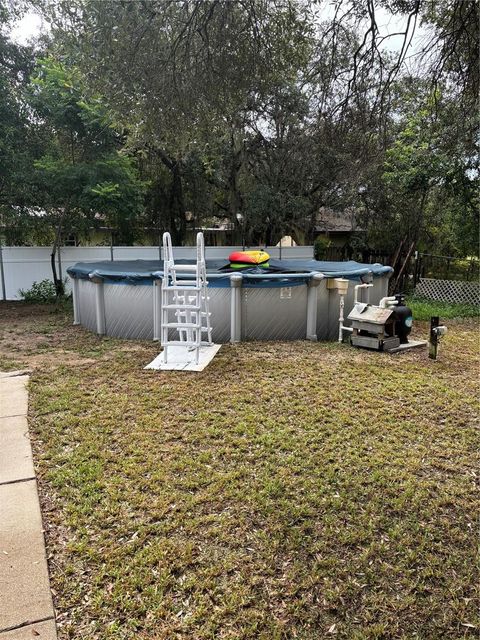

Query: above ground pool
[[67, 258, 393, 342]]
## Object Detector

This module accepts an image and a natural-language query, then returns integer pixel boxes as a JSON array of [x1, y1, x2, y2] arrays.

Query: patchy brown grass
[[1, 301, 479, 639]]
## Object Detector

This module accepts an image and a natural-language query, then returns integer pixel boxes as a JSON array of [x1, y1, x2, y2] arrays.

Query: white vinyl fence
[[0, 245, 314, 300]]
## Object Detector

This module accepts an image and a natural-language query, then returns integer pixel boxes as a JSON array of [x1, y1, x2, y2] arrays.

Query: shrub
[[314, 236, 332, 260], [19, 279, 60, 303]]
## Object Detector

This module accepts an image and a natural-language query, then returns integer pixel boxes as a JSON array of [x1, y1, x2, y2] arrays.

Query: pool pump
[[347, 293, 414, 352]]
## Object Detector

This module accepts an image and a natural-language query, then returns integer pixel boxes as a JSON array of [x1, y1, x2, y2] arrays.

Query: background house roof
[[315, 207, 362, 234]]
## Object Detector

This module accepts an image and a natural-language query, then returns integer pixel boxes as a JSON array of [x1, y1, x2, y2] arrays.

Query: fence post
[[58, 245, 63, 281], [0, 237, 6, 301], [413, 251, 418, 286]]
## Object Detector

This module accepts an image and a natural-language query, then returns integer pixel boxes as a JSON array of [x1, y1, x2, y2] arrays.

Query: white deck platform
[[145, 344, 222, 372]]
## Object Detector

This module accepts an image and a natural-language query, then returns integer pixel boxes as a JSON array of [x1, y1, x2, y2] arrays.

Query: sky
[[9, 11, 46, 44]]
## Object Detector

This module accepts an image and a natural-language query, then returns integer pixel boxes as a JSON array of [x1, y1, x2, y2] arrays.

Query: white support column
[[72, 277, 80, 325], [153, 279, 162, 341], [306, 273, 323, 341], [90, 274, 105, 335], [230, 274, 243, 343]]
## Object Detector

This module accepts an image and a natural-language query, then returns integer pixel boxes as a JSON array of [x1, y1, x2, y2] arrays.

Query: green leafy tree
[[27, 57, 145, 294], [36, 0, 314, 242], [0, 12, 43, 228], [355, 81, 478, 260]]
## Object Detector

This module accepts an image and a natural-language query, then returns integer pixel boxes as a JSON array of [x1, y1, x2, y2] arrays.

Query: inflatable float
[[229, 250, 270, 269]]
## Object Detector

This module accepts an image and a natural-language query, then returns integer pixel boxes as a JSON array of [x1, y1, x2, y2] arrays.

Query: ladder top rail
[[197, 232, 205, 264], [163, 232, 174, 266]]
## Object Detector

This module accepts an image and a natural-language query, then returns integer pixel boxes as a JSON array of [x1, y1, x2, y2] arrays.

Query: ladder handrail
[[162, 231, 174, 265]]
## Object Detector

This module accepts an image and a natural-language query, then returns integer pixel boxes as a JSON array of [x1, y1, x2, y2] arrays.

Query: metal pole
[[0, 235, 6, 301], [429, 316, 439, 359], [110, 231, 114, 261]]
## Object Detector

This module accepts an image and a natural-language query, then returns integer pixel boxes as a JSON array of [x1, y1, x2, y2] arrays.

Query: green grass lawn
[[408, 297, 479, 321], [1, 303, 479, 639]]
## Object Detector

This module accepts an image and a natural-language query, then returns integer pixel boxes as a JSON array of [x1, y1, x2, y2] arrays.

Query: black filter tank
[[393, 294, 413, 344]]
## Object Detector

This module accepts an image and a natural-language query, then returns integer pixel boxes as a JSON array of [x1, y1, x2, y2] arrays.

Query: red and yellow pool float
[[229, 250, 270, 269]]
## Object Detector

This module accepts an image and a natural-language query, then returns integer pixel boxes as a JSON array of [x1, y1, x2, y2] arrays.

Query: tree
[[0, 13, 41, 221], [354, 78, 478, 259], [28, 57, 145, 294], [35, 0, 314, 242], [7, 0, 478, 259]]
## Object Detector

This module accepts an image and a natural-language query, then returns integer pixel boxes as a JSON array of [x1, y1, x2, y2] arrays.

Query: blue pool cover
[[67, 258, 392, 287]]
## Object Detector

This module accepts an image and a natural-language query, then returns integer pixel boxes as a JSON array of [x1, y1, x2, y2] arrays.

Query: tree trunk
[[51, 211, 66, 298], [153, 147, 186, 245], [169, 161, 186, 245], [265, 223, 274, 247], [228, 131, 244, 229]]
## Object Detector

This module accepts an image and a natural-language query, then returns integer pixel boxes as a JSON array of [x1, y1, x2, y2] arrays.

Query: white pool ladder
[[161, 231, 213, 364]]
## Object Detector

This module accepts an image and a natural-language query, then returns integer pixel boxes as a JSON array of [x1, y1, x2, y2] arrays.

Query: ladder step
[[162, 340, 212, 347], [163, 306, 210, 314], [163, 304, 200, 310], [171, 264, 197, 271], [165, 325, 211, 331], [164, 285, 201, 291], [163, 322, 201, 329]]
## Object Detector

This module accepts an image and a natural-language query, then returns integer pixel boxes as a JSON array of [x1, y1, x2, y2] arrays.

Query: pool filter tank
[[392, 294, 413, 344]]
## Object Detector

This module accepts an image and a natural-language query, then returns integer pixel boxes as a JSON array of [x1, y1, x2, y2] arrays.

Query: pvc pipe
[[379, 296, 397, 308], [306, 272, 324, 341], [230, 274, 242, 343], [338, 293, 345, 342], [337, 293, 355, 342], [153, 279, 162, 341], [354, 283, 373, 303], [72, 277, 80, 325]]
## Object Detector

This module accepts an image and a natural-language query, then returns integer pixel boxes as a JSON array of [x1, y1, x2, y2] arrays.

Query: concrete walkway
[[0, 372, 57, 639]]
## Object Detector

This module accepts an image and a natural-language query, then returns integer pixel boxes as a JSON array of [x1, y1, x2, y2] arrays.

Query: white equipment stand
[[145, 232, 220, 371]]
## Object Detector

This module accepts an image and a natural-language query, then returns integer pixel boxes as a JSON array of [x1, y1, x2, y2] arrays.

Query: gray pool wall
[[73, 273, 391, 342]]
